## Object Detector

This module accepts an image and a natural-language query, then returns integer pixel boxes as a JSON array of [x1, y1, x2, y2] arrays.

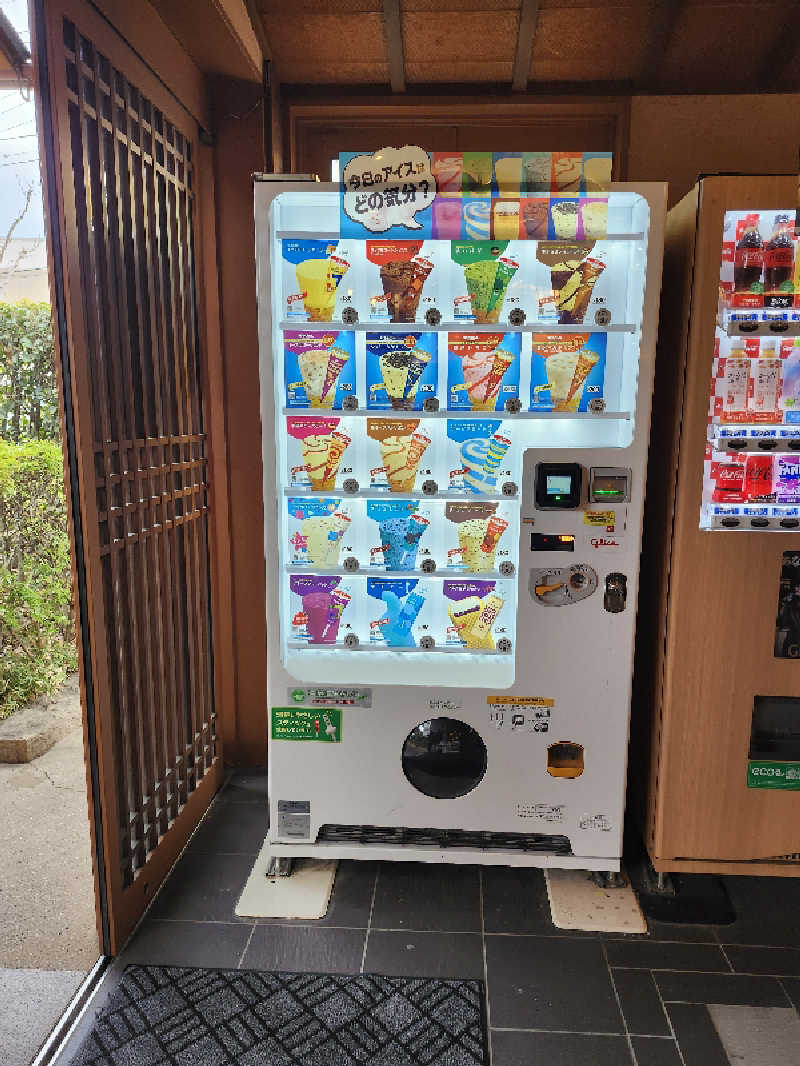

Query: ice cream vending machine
[[640, 175, 800, 876], [255, 160, 666, 872]]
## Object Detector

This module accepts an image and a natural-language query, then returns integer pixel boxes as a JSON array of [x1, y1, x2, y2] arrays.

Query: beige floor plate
[[545, 868, 647, 933], [235, 841, 338, 919]]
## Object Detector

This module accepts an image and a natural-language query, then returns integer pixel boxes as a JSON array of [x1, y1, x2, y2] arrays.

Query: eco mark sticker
[[747, 760, 800, 790], [271, 707, 342, 742]]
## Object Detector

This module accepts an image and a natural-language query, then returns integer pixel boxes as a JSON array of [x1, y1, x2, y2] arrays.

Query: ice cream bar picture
[[284, 330, 356, 409]]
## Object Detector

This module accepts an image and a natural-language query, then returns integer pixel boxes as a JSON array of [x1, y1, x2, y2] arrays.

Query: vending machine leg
[[266, 856, 294, 878]]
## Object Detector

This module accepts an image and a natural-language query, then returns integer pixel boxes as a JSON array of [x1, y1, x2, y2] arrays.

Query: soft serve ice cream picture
[[445, 502, 509, 573], [286, 415, 352, 491], [366, 241, 436, 324], [367, 418, 431, 492], [451, 241, 520, 324], [282, 239, 352, 322], [366, 333, 438, 411], [284, 331, 355, 409], [448, 332, 521, 412], [530, 333, 607, 413]]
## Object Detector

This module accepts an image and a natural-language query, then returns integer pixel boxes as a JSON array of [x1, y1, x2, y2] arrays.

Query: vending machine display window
[[701, 210, 800, 532]]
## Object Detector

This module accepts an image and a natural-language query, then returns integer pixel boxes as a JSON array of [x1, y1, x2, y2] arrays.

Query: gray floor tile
[[656, 970, 788, 1007], [364, 931, 484, 980], [725, 943, 800, 977], [605, 939, 729, 972], [222, 770, 268, 802], [719, 876, 800, 947], [630, 1036, 683, 1066], [0, 968, 84, 1066], [709, 1003, 800, 1066], [610, 920, 719, 943], [486, 935, 623, 1032], [188, 798, 268, 855], [370, 862, 481, 932], [241, 925, 366, 974], [482, 866, 573, 936], [781, 976, 800, 1011], [611, 968, 670, 1036], [147, 850, 254, 922], [667, 1003, 733, 1066], [258, 860, 377, 928], [490, 1030, 633, 1065], [119, 920, 253, 968]]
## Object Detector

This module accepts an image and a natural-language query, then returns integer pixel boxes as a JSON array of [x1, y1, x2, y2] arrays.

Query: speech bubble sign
[[342, 146, 436, 234]]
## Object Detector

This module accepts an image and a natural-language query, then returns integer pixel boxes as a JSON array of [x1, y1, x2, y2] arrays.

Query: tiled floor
[[57, 771, 800, 1066]]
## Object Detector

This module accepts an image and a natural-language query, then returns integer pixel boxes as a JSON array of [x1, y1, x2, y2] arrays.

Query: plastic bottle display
[[733, 214, 764, 306], [764, 214, 795, 309]]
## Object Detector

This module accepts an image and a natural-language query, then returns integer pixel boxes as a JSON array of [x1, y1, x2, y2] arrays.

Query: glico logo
[[591, 536, 620, 549]]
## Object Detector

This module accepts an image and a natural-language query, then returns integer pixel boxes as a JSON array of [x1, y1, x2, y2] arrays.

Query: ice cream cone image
[[380, 435, 411, 491], [544, 351, 580, 411], [302, 512, 350, 567], [323, 432, 350, 485], [463, 260, 497, 323], [458, 518, 491, 571], [460, 348, 495, 409], [448, 597, 495, 649], [562, 349, 600, 411], [403, 347, 432, 407], [297, 348, 332, 407], [302, 434, 335, 490], [320, 347, 351, 405], [396, 432, 430, 491], [295, 257, 349, 322], [481, 348, 514, 410], [379, 351, 411, 406]]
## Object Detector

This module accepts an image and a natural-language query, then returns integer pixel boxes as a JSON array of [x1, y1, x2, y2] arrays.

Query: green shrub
[[0, 439, 76, 718], [0, 301, 59, 443]]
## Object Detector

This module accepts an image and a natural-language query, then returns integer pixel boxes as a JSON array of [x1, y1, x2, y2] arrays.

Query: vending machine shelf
[[280, 407, 631, 422], [283, 487, 515, 502], [286, 640, 510, 656], [279, 319, 638, 335], [711, 427, 800, 453], [705, 505, 800, 530], [285, 565, 508, 580], [275, 230, 647, 243], [725, 311, 800, 337]]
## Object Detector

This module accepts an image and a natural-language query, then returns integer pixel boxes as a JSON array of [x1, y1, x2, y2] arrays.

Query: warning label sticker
[[517, 802, 565, 824], [579, 813, 612, 832], [584, 510, 616, 529]]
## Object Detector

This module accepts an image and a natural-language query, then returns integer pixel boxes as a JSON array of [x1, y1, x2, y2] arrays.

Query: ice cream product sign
[[366, 241, 436, 323], [284, 331, 355, 409], [448, 332, 521, 412], [286, 416, 351, 491], [530, 333, 607, 413], [443, 580, 505, 649], [367, 578, 424, 647], [281, 240, 351, 322], [341, 147, 436, 237], [366, 332, 437, 410]]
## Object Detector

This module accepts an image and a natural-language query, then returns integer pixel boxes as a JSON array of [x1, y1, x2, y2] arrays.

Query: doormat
[[70, 965, 489, 1066], [235, 841, 337, 919], [545, 868, 647, 933]]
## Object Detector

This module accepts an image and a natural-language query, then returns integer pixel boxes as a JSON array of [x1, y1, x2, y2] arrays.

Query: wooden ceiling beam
[[638, 0, 684, 90], [383, 0, 406, 94], [512, 0, 540, 93], [757, 13, 800, 90]]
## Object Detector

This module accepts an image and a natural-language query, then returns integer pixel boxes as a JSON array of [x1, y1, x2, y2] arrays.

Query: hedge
[[0, 439, 77, 718]]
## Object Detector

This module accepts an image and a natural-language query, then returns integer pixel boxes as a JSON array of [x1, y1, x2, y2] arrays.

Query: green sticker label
[[271, 707, 342, 742], [747, 760, 800, 790]]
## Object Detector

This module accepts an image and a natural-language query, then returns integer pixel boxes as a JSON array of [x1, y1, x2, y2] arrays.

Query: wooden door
[[34, 0, 223, 951]]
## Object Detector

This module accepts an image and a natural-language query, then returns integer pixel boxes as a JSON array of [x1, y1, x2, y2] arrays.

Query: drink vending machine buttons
[[757, 439, 778, 451], [721, 517, 741, 527], [750, 518, 770, 528], [780, 518, 800, 529]]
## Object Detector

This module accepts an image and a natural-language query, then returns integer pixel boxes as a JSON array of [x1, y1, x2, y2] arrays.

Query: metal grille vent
[[317, 824, 572, 855]]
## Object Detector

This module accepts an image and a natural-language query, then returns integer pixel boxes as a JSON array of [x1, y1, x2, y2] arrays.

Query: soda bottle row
[[282, 330, 610, 414], [285, 497, 517, 575], [280, 237, 628, 328], [713, 336, 800, 424], [286, 573, 514, 653], [722, 210, 799, 311]]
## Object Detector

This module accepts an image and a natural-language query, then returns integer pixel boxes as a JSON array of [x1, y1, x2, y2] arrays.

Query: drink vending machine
[[255, 162, 666, 872], [640, 175, 800, 875]]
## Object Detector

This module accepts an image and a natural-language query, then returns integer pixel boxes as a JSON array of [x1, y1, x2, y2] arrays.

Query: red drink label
[[744, 454, 775, 500]]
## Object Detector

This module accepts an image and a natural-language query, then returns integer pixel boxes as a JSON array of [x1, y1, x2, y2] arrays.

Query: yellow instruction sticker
[[487, 696, 554, 707], [584, 510, 615, 529]]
